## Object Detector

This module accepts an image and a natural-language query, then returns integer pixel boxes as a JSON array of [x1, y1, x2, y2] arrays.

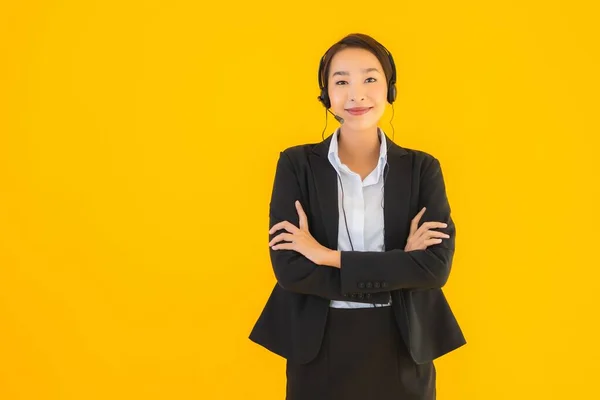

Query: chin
[[346, 117, 380, 130]]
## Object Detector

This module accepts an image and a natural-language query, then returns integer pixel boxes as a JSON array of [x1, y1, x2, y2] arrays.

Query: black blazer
[[249, 133, 466, 365]]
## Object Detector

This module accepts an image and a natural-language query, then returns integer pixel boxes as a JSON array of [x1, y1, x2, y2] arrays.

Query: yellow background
[[1, 0, 599, 399]]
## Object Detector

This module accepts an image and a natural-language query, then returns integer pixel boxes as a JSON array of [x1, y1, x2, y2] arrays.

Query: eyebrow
[[331, 67, 381, 77]]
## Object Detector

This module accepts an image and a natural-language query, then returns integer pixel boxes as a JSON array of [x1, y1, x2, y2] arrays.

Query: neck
[[337, 126, 381, 163]]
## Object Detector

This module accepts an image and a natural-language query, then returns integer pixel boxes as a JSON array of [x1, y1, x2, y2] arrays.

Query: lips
[[345, 107, 373, 116]]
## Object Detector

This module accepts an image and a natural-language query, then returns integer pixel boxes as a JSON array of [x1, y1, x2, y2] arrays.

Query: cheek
[[370, 84, 388, 102], [328, 89, 344, 107]]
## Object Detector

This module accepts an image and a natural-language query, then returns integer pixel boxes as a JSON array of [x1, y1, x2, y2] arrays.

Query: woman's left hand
[[269, 200, 331, 266]]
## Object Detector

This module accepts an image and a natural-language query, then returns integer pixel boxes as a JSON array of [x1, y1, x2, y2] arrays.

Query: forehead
[[328, 47, 383, 75]]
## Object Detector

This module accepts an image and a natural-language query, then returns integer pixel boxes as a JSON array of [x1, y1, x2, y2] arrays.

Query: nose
[[348, 84, 366, 102]]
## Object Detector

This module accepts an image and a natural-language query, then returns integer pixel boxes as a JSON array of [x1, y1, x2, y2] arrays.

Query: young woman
[[249, 33, 466, 400]]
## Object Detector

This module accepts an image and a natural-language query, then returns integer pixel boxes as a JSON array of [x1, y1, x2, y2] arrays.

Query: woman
[[249, 33, 466, 400]]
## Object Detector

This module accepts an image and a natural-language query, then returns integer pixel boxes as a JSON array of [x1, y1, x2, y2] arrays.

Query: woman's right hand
[[404, 207, 450, 252]]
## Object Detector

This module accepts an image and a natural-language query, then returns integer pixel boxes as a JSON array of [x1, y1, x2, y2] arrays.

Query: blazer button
[[366, 293, 372, 299], [358, 282, 366, 289], [374, 282, 381, 289], [351, 293, 357, 298], [357, 293, 364, 299], [366, 282, 373, 289], [381, 282, 388, 288]]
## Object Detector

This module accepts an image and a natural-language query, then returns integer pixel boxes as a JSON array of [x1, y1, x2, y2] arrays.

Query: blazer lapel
[[309, 133, 411, 251], [309, 136, 339, 249], [383, 143, 412, 251]]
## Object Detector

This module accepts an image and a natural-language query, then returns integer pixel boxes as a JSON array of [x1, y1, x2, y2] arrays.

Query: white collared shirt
[[327, 127, 392, 308]]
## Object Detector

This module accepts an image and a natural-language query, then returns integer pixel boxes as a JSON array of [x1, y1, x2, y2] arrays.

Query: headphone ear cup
[[319, 88, 331, 109], [388, 84, 397, 104]]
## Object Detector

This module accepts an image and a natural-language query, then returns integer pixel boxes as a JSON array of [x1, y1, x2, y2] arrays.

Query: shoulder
[[390, 142, 441, 174], [401, 146, 436, 162], [268, 142, 322, 181], [277, 140, 441, 172], [277, 141, 323, 166], [398, 146, 448, 184]]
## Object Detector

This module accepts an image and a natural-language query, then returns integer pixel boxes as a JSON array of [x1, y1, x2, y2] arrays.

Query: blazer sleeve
[[268, 151, 391, 304], [339, 156, 456, 294]]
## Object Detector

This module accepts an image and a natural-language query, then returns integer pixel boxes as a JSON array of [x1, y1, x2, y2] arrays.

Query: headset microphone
[[327, 109, 344, 124]]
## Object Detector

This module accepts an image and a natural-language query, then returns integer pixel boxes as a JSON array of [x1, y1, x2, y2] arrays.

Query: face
[[327, 47, 388, 130]]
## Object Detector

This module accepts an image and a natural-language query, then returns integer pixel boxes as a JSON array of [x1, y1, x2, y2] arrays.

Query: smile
[[345, 107, 373, 116]]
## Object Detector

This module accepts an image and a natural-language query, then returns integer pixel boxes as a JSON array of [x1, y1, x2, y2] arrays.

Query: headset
[[316, 44, 398, 112]]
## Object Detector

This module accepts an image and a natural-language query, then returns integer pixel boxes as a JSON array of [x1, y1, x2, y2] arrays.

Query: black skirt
[[285, 306, 436, 400]]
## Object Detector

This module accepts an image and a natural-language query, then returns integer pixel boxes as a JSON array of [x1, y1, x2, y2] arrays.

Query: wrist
[[321, 249, 341, 268]]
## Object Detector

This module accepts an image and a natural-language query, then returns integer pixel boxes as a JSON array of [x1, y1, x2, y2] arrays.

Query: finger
[[410, 207, 426, 234], [423, 238, 443, 246], [269, 221, 286, 234], [269, 221, 300, 235], [295, 200, 309, 231], [271, 242, 294, 251], [281, 221, 300, 234], [268, 233, 293, 247], [425, 231, 450, 239], [415, 221, 448, 237], [423, 221, 448, 229]]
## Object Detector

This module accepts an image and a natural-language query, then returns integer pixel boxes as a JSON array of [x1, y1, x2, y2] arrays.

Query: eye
[[334, 78, 377, 85]]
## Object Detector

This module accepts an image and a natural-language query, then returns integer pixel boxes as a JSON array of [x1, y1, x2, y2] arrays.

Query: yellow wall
[[1, 0, 598, 399]]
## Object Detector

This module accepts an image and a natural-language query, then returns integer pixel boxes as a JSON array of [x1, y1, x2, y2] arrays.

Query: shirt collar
[[327, 127, 388, 183]]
